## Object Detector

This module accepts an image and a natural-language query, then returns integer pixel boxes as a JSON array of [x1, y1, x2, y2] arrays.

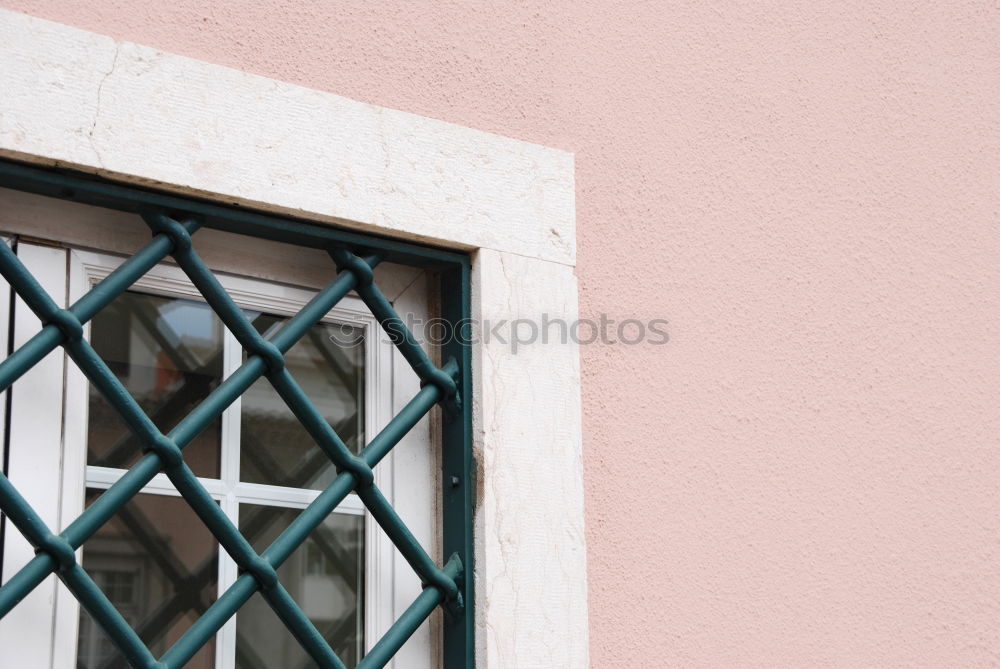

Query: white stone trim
[[0, 10, 575, 267], [473, 250, 588, 668], [0, 8, 588, 667]]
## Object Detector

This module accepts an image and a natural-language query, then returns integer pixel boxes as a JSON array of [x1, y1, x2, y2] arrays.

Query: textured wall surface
[[4, 2, 999, 666]]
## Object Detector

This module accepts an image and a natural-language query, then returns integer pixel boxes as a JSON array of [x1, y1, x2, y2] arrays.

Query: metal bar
[[267, 373, 453, 568], [359, 554, 463, 669], [440, 259, 476, 667], [328, 248, 459, 409], [268, 360, 458, 601], [69, 255, 374, 547], [60, 563, 161, 668], [0, 226, 372, 648], [0, 469, 158, 667], [0, 474, 60, 616], [0, 236, 347, 668], [140, 211, 460, 602], [0, 163, 475, 668], [0, 220, 199, 394], [87, 306, 221, 469], [0, 158, 466, 268], [0, 233, 376, 624], [356, 484, 459, 602], [259, 582, 348, 669], [159, 374, 454, 666]]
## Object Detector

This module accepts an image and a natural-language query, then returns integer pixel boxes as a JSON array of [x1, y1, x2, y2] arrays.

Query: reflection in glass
[[240, 313, 364, 490], [88, 291, 224, 477], [235, 505, 364, 668], [77, 490, 218, 669]]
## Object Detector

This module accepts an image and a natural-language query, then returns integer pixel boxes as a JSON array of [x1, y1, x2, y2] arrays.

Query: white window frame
[[0, 9, 589, 667]]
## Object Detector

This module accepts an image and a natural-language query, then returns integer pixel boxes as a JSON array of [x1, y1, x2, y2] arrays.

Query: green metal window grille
[[0, 159, 474, 668]]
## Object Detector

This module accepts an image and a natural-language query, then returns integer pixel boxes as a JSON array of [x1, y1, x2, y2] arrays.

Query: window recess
[[0, 159, 474, 669]]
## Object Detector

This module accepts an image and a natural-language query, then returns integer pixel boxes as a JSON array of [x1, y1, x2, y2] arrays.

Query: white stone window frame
[[0, 9, 589, 668]]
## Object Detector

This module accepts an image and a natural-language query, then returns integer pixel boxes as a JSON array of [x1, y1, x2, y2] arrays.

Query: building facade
[[1, 3, 999, 667]]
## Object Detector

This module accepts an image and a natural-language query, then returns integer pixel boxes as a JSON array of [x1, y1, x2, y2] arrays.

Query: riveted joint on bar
[[423, 568, 460, 605], [35, 534, 76, 573], [141, 210, 195, 256], [248, 339, 285, 377], [144, 434, 186, 472], [420, 553, 462, 610], [45, 308, 84, 342], [419, 364, 459, 409], [431, 357, 462, 414], [329, 247, 376, 287], [439, 553, 465, 617], [341, 456, 375, 490], [241, 556, 279, 593]]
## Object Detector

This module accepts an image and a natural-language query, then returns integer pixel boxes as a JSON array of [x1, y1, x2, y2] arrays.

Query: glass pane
[[77, 490, 218, 669], [88, 291, 224, 478], [240, 313, 364, 490], [235, 505, 364, 668]]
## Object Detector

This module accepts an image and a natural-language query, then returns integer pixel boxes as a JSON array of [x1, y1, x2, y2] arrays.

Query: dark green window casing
[[0, 159, 475, 668]]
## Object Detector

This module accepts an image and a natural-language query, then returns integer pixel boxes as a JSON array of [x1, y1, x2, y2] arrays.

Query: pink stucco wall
[[6, 2, 999, 665]]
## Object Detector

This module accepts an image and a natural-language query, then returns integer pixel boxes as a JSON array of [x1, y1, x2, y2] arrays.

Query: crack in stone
[[88, 42, 121, 168]]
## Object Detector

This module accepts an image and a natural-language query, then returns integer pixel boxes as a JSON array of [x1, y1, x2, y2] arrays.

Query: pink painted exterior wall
[[5, 2, 999, 666]]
